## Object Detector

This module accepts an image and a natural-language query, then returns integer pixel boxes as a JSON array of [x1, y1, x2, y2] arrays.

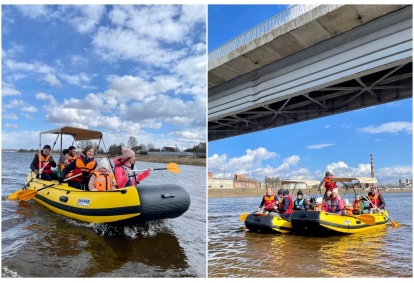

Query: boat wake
[[87, 219, 173, 238]]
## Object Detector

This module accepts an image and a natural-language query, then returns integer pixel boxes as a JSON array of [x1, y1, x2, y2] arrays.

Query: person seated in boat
[[318, 171, 338, 198], [57, 149, 69, 178], [57, 146, 78, 178], [323, 190, 332, 202], [352, 195, 364, 215], [257, 187, 278, 215], [59, 145, 97, 190], [89, 159, 117, 191], [114, 147, 151, 188], [293, 190, 310, 210], [324, 191, 345, 215], [29, 144, 57, 181], [361, 187, 385, 214], [313, 197, 324, 211], [276, 190, 294, 219]]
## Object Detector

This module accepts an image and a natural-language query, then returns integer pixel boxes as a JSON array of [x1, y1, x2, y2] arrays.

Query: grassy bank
[[97, 153, 206, 167], [208, 188, 412, 198]]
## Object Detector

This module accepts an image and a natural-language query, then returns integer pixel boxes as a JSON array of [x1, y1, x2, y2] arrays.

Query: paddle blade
[[239, 213, 249, 222], [166, 163, 180, 174], [17, 190, 38, 201], [7, 190, 23, 200], [391, 220, 401, 228], [356, 215, 376, 225]]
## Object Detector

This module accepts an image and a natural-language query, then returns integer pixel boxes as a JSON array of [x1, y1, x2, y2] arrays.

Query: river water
[[208, 192, 412, 278], [1, 152, 206, 278]]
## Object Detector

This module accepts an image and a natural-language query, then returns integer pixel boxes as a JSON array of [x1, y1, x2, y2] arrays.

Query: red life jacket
[[72, 156, 96, 182], [35, 154, 52, 174], [263, 194, 276, 210], [324, 176, 337, 190], [91, 170, 116, 191], [368, 193, 380, 208], [278, 194, 294, 214], [327, 198, 341, 213]]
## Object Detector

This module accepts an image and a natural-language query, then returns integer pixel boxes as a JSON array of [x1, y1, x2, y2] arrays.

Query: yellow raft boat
[[290, 177, 391, 235], [11, 126, 190, 226], [22, 173, 190, 225]]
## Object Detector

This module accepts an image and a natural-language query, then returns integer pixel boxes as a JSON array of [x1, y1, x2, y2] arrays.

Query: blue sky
[[1, 4, 206, 151], [207, 4, 413, 186]]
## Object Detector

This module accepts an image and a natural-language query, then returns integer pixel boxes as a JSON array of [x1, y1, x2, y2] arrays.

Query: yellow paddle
[[131, 162, 180, 174], [239, 213, 250, 221], [7, 161, 51, 200], [239, 212, 266, 221], [355, 214, 376, 225], [17, 173, 82, 201], [363, 194, 401, 228], [7, 171, 36, 200]]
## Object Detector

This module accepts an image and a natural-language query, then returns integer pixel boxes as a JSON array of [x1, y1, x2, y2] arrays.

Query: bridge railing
[[208, 4, 343, 63]]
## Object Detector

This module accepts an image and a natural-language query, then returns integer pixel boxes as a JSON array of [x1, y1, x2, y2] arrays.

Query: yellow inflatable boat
[[9, 126, 190, 225]]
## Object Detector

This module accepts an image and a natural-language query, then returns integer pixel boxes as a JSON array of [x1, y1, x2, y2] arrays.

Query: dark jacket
[[29, 151, 56, 172]]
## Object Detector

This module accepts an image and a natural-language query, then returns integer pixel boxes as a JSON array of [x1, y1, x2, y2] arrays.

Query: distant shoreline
[[208, 188, 412, 198], [3, 150, 206, 167]]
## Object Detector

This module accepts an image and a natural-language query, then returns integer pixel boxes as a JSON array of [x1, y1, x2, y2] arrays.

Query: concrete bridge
[[208, 5, 412, 142]]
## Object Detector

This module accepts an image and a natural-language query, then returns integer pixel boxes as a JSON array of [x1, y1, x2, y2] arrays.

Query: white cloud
[[3, 99, 26, 109], [2, 113, 18, 120], [358, 122, 412, 134], [21, 106, 37, 113], [42, 73, 62, 87], [1, 82, 21, 96], [66, 5, 106, 33], [306, 143, 335, 149]]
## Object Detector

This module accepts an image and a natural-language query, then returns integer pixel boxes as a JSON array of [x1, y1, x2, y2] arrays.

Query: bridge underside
[[208, 6, 412, 142], [208, 62, 412, 141]]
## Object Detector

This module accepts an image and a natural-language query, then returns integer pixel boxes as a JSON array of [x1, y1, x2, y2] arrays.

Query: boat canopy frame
[[39, 126, 104, 155]]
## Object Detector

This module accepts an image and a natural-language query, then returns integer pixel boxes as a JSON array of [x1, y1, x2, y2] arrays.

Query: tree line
[[18, 136, 206, 157]]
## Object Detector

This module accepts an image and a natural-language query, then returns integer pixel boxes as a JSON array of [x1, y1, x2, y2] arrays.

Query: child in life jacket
[[88, 159, 117, 191]]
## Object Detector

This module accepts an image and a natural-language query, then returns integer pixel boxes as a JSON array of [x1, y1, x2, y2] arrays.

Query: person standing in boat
[[59, 145, 97, 190], [293, 190, 310, 210], [361, 187, 385, 213], [114, 147, 151, 188], [324, 191, 345, 215], [257, 187, 278, 215], [30, 144, 57, 181], [277, 190, 294, 219], [89, 159, 117, 191], [318, 171, 337, 197]]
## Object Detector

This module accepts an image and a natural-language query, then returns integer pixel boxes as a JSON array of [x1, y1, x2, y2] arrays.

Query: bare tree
[[139, 143, 146, 151], [147, 143, 155, 150], [128, 136, 138, 148]]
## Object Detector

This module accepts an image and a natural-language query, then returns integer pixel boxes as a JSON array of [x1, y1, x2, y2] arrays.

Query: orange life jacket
[[35, 154, 52, 174], [72, 156, 96, 182], [61, 154, 78, 179], [91, 171, 116, 191], [67, 154, 77, 163], [263, 194, 276, 210], [353, 200, 362, 211]]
